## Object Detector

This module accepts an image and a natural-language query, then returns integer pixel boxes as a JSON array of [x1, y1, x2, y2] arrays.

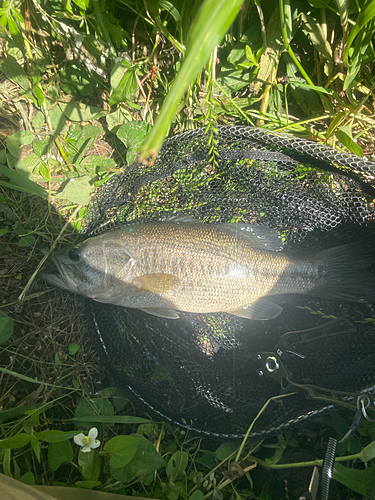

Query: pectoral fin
[[139, 307, 180, 319], [134, 273, 180, 294], [229, 299, 283, 320]]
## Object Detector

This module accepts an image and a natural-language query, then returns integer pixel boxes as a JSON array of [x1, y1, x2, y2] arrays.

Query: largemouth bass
[[41, 220, 375, 320]]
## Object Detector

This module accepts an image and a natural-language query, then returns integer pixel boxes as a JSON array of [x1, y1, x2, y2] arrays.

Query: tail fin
[[313, 242, 375, 302]]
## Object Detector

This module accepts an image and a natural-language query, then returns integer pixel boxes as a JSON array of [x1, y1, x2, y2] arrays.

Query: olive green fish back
[[82, 126, 375, 438]]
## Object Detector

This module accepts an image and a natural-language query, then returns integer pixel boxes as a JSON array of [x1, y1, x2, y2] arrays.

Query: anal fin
[[229, 299, 283, 320]]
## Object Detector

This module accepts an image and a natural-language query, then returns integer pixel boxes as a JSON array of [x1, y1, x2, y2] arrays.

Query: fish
[[40, 220, 375, 320]]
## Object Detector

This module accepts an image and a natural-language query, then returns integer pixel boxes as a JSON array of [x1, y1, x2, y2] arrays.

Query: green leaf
[[58, 176, 94, 205], [358, 440, 375, 462], [13, 221, 28, 236], [0, 149, 7, 164], [75, 398, 114, 428], [18, 235, 36, 247], [39, 163, 50, 181], [343, 0, 375, 66], [166, 451, 189, 482], [189, 491, 205, 500], [29, 409, 40, 427], [110, 59, 132, 89], [47, 102, 67, 134], [3, 448, 11, 477], [31, 435, 40, 462], [1, 55, 30, 91], [23, 153, 42, 172], [0, 312, 14, 344], [0, 164, 48, 198], [116, 121, 148, 164], [6, 131, 35, 158], [48, 440, 74, 472], [104, 435, 144, 469], [69, 343, 80, 355], [245, 45, 258, 66], [106, 105, 132, 131], [34, 430, 81, 443], [0, 367, 51, 386], [72, 0, 90, 9], [333, 462, 375, 495], [80, 156, 116, 173], [110, 437, 165, 482], [0, 226, 9, 236], [73, 415, 151, 424], [72, 379, 80, 389], [33, 138, 52, 159], [64, 123, 102, 165], [159, 0, 182, 39], [60, 62, 97, 97], [300, 13, 332, 63], [343, 27, 373, 91], [335, 126, 364, 158], [109, 60, 138, 105], [78, 448, 100, 481], [59, 101, 106, 122], [215, 442, 238, 461], [0, 433, 31, 449], [32, 111, 45, 133], [20, 471, 35, 485], [34, 84, 44, 106]]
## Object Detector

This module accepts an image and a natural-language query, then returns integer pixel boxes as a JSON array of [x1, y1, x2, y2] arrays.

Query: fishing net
[[81, 126, 375, 438]]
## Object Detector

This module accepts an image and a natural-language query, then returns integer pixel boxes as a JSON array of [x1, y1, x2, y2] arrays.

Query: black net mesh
[[82, 126, 375, 438]]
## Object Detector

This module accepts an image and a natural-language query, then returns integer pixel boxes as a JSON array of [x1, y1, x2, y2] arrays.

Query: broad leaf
[[0, 433, 31, 449], [7, 131, 35, 158], [333, 462, 375, 495], [0, 312, 14, 344], [117, 121, 148, 164], [48, 440, 74, 472], [104, 435, 144, 469], [166, 451, 189, 482], [1, 55, 30, 90], [358, 440, 375, 462], [58, 176, 94, 205], [110, 437, 164, 482], [35, 430, 81, 443], [59, 101, 105, 122], [74, 398, 114, 428], [189, 491, 205, 500], [335, 126, 364, 158], [109, 60, 138, 105], [78, 448, 100, 481]]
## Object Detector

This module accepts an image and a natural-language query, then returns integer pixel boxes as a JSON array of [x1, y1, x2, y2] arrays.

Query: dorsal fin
[[220, 223, 283, 251]]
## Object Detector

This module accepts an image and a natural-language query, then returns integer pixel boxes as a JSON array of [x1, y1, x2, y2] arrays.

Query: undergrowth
[[1, 0, 375, 498]]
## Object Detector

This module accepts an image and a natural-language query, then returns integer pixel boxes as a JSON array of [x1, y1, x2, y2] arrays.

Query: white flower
[[74, 427, 100, 453]]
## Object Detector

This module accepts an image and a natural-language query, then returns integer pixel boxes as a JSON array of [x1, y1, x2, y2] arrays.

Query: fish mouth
[[40, 256, 75, 292]]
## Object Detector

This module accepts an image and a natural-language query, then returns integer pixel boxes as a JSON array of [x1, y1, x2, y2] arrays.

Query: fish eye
[[68, 248, 81, 261]]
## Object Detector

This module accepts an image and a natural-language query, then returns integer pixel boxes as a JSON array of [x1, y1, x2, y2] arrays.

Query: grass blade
[[0, 164, 48, 198], [139, 0, 245, 162], [343, 0, 375, 65]]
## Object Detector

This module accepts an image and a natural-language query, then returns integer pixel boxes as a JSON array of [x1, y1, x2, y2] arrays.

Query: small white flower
[[74, 427, 100, 453]]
